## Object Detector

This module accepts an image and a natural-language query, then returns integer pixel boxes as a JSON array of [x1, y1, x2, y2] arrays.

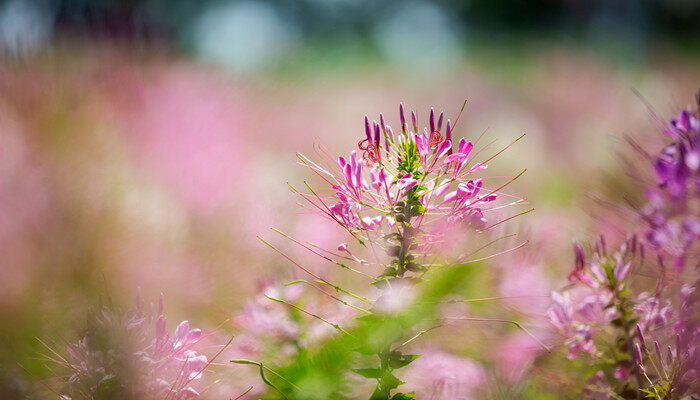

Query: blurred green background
[[0, 0, 698, 398]]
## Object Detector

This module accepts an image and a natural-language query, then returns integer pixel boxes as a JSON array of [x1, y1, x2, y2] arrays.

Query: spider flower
[[642, 93, 700, 270], [259, 103, 527, 399], [630, 290, 699, 399], [295, 103, 526, 281], [549, 236, 645, 359]]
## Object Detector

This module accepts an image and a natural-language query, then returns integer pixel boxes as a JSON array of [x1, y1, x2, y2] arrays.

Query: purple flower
[[548, 291, 573, 331], [635, 293, 675, 331], [642, 99, 700, 270], [634, 343, 644, 370], [613, 260, 631, 282]]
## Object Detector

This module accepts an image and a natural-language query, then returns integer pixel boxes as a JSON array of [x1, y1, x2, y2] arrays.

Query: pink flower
[[496, 332, 549, 382], [443, 138, 474, 174], [370, 167, 388, 192], [634, 293, 675, 331], [614, 366, 629, 381], [396, 173, 418, 193], [401, 349, 486, 400], [235, 286, 300, 340], [361, 215, 383, 230], [338, 150, 368, 198], [548, 292, 573, 331], [548, 291, 599, 359], [373, 280, 416, 314], [567, 325, 596, 359], [56, 294, 210, 399]]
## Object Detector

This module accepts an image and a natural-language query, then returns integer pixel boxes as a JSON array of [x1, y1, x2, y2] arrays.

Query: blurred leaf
[[352, 368, 381, 379], [387, 352, 420, 369]]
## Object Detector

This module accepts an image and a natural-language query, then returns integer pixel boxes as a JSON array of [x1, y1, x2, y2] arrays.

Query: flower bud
[[574, 242, 585, 272], [364, 115, 372, 141], [634, 343, 644, 370], [636, 324, 647, 352]]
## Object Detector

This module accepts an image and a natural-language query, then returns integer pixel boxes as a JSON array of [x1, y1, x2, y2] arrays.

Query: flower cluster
[[549, 93, 700, 398], [298, 103, 523, 281], [549, 236, 638, 360], [233, 278, 357, 360], [46, 294, 209, 400], [643, 95, 700, 270], [249, 103, 526, 400], [629, 283, 699, 399]]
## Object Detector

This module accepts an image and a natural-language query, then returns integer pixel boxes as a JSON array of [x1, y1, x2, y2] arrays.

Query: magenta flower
[[443, 138, 474, 175], [613, 366, 629, 381], [642, 97, 700, 270], [396, 173, 418, 193], [258, 102, 527, 399], [293, 102, 525, 279]]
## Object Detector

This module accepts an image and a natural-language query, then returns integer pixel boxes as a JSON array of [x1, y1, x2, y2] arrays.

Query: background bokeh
[[0, 1, 698, 398]]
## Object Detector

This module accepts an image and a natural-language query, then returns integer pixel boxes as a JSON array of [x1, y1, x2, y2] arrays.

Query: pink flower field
[[0, 2, 698, 399]]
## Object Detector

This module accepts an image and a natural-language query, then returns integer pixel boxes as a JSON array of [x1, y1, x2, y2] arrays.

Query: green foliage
[[390, 393, 415, 400], [244, 262, 483, 399], [397, 140, 420, 176]]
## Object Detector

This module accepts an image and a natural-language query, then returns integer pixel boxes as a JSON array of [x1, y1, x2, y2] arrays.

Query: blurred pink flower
[[496, 332, 549, 382], [56, 294, 210, 400], [113, 67, 249, 214], [235, 282, 300, 344], [547, 291, 597, 359], [0, 110, 50, 306], [373, 280, 417, 314], [498, 259, 550, 313], [401, 349, 486, 400], [634, 292, 675, 331]]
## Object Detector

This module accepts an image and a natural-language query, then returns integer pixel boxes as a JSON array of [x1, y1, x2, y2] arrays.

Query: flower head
[[642, 95, 700, 270], [296, 103, 525, 282]]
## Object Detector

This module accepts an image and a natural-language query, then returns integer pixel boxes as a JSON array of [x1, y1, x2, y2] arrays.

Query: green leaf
[[382, 233, 401, 241], [352, 368, 382, 379], [379, 371, 405, 392], [388, 352, 421, 369], [391, 393, 415, 400], [370, 386, 388, 400]]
